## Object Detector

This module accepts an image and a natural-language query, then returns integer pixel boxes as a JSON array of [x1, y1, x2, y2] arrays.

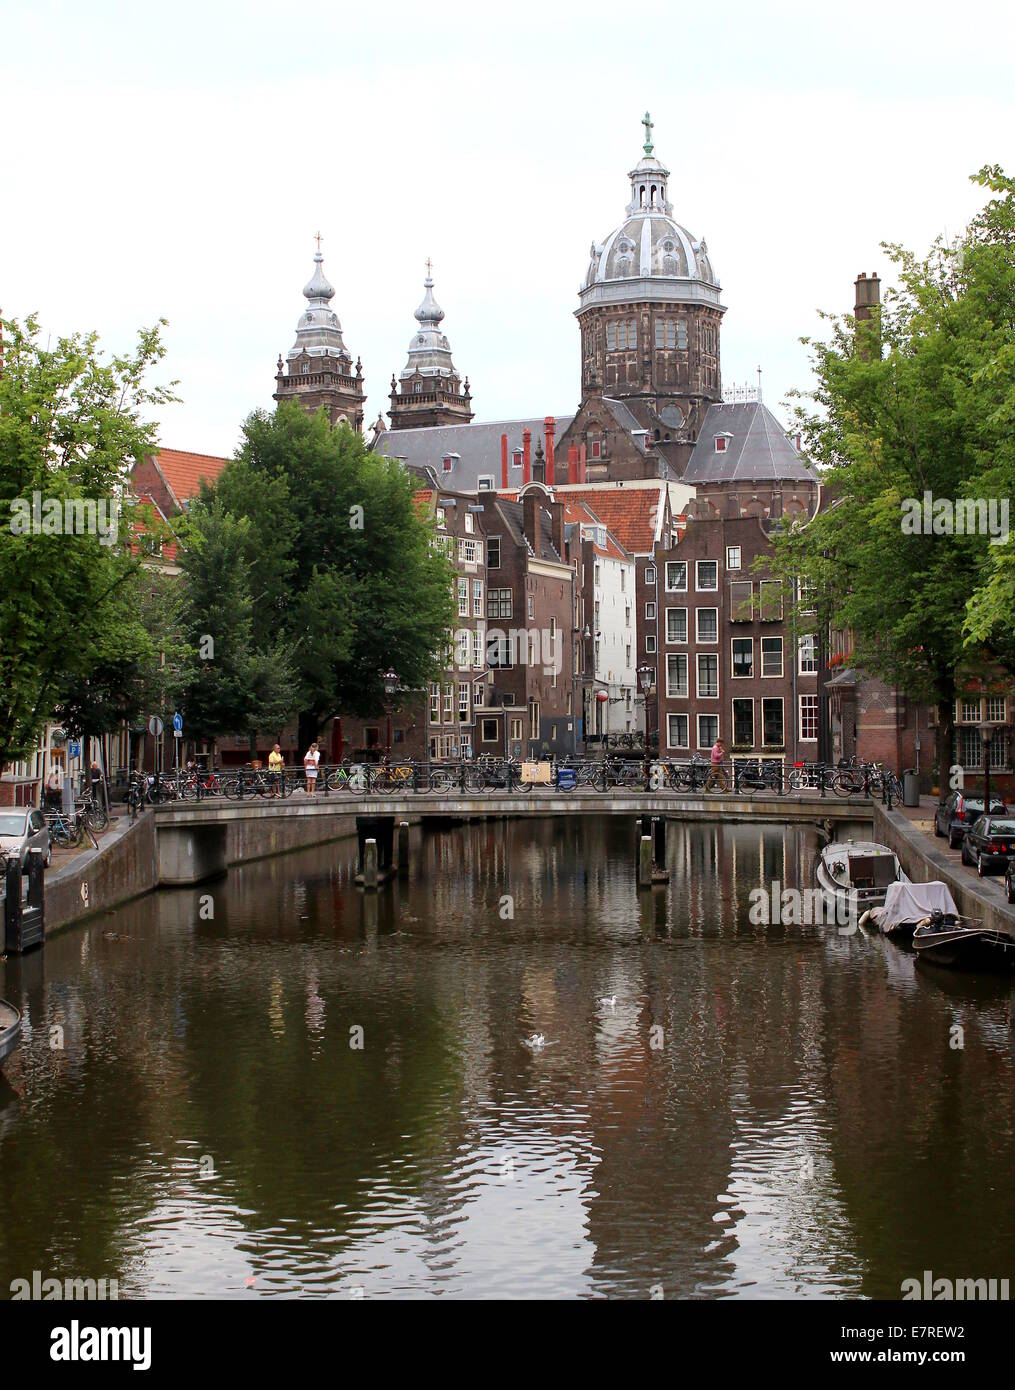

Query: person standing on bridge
[[303, 742, 320, 796], [705, 736, 729, 793], [269, 743, 284, 797]]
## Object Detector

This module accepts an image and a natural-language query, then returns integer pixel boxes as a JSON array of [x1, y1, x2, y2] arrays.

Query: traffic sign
[[68, 740, 81, 759], [148, 715, 164, 737], [173, 711, 183, 733]]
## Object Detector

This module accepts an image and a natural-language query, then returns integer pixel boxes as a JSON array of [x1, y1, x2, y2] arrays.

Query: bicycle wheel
[[428, 769, 455, 794], [221, 776, 241, 799], [85, 802, 110, 832]]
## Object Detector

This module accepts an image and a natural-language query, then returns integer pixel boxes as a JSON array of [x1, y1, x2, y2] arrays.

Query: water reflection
[[1, 816, 1013, 1299]]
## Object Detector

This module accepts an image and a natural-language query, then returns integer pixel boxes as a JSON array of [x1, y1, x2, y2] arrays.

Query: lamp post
[[637, 663, 654, 785], [979, 721, 995, 813], [383, 668, 398, 761]]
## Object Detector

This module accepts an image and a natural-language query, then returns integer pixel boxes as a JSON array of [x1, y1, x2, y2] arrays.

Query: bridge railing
[[145, 757, 890, 806]]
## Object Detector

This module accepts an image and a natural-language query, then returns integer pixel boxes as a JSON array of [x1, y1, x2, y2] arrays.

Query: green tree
[[0, 313, 176, 768], [176, 496, 295, 744], [204, 404, 455, 747], [770, 166, 1015, 791]]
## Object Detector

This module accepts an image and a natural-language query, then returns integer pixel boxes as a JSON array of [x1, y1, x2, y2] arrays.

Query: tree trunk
[[298, 710, 319, 757], [936, 696, 954, 806]]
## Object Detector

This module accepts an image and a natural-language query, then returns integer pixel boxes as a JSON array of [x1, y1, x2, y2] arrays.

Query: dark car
[[1006, 860, 1015, 905], [961, 815, 1015, 876], [934, 791, 1008, 848]]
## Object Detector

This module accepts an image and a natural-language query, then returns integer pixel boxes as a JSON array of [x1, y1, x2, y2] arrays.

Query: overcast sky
[[3, 0, 1013, 458]]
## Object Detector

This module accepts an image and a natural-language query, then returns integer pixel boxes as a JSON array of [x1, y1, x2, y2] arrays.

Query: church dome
[[287, 238, 352, 364], [580, 116, 721, 311]]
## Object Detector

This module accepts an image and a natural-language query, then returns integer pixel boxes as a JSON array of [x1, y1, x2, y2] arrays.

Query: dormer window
[[414, 381, 423, 393], [513, 449, 522, 468], [442, 455, 453, 472], [715, 433, 732, 453]]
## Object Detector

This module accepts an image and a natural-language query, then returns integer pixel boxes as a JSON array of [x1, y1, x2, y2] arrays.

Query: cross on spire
[[642, 111, 654, 155], [425, 256, 433, 280], [314, 230, 322, 254]]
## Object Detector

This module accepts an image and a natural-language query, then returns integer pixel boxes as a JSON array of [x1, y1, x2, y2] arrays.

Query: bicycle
[[371, 763, 416, 795], [77, 790, 110, 832]]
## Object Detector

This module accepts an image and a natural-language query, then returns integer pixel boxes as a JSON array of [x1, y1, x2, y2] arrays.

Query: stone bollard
[[397, 821, 409, 877], [638, 835, 653, 889], [363, 837, 378, 891]]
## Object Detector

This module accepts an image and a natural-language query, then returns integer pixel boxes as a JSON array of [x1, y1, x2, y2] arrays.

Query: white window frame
[[665, 561, 687, 593], [726, 545, 741, 571], [761, 636, 784, 678], [696, 652, 719, 700], [645, 601, 656, 620], [731, 636, 754, 679], [695, 560, 719, 592], [731, 696, 755, 747], [665, 653, 688, 699], [667, 713, 689, 750], [697, 713, 719, 750], [666, 607, 688, 644], [798, 633, 818, 675], [695, 607, 719, 644], [799, 693, 819, 742]]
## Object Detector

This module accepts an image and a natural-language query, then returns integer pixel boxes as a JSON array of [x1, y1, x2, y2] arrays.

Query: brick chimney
[[854, 271, 881, 361], [523, 492, 541, 556], [501, 433, 508, 491], [544, 416, 556, 484], [549, 498, 564, 558], [522, 427, 532, 485], [567, 445, 579, 485], [578, 442, 587, 484]]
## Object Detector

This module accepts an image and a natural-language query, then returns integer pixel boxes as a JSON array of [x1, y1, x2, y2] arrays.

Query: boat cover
[[878, 880, 957, 929]]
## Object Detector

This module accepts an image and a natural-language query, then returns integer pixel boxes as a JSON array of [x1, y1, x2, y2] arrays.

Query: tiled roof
[[683, 402, 816, 484], [151, 448, 230, 503], [553, 485, 665, 554], [132, 492, 180, 564], [560, 498, 631, 562]]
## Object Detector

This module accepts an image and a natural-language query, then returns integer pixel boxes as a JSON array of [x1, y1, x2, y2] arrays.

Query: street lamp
[[637, 664, 654, 784], [979, 721, 995, 813], [383, 668, 398, 761]]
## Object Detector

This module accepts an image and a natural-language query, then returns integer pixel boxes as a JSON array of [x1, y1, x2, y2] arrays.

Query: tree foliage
[[0, 314, 176, 766], [770, 165, 1015, 782], [190, 404, 456, 739]]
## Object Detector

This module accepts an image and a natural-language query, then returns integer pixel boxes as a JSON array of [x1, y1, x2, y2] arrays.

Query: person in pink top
[[705, 735, 729, 792]]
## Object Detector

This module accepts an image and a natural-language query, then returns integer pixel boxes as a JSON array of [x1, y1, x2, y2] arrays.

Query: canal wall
[[40, 804, 399, 936], [873, 803, 1015, 935]]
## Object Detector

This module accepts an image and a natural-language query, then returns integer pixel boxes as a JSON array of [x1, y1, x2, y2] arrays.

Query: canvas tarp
[[877, 880, 957, 929]]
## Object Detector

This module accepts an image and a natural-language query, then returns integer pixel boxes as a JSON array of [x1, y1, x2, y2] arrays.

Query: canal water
[[2, 816, 1014, 1299]]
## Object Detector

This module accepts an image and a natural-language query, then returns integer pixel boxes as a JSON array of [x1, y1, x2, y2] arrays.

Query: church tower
[[557, 116, 725, 480], [387, 262, 473, 431], [273, 238, 365, 431]]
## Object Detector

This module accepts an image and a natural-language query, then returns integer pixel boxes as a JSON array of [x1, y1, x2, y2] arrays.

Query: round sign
[[595, 691, 609, 703], [148, 716, 164, 737], [173, 711, 183, 732]]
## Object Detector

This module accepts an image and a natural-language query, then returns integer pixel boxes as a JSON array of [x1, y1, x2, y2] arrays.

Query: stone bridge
[[151, 792, 875, 886]]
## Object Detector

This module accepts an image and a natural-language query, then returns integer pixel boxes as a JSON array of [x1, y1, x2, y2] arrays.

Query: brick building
[[477, 486, 577, 758], [655, 507, 820, 770]]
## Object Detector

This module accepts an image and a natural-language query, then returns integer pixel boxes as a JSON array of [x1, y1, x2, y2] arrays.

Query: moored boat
[[816, 839, 906, 916], [913, 914, 1015, 972], [0, 998, 21, 1068], [865, 880, 959, 943]]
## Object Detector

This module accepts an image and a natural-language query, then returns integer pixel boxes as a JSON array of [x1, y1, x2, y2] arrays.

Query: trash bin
[[903, 770, 920, 807]]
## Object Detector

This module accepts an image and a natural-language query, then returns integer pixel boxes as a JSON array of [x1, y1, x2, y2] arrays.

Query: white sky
[[3, 0, 1013, 458]]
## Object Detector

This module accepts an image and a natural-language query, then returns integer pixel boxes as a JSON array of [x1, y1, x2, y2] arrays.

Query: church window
[[414, 382, 422, 393], [677, 320, 687, 349], [656, 319, 676, 349], [606, 322, 617, 351]]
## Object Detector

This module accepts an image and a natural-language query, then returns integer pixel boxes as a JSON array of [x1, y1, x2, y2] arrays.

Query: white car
[[0, 808, 52, 870]]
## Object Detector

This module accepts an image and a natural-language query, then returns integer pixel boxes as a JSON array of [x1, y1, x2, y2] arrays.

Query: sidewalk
[[886, 793, 1014, 920]]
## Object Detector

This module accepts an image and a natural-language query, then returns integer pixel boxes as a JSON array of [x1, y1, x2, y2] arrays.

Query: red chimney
[[522, 428, 532, 486], [567, 445, 579, 485], [501, 433, 509, 490], [544, 416, 556, 484], [578, 442, 587, 484]]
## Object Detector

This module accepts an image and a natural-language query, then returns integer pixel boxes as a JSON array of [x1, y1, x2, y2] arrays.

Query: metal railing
[[139, 757, 892, 803]]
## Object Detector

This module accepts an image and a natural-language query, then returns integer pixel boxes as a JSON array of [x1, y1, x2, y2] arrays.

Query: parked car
[[934, 792, 1008, 848], [1005, 860, 1015, 905], [0, 808, 51, 870], [960, 815, 1015, 876]]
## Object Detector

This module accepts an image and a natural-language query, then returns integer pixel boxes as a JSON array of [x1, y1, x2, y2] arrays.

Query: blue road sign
[[173, 712, 183, 733], [68, 740, 81, 759]]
